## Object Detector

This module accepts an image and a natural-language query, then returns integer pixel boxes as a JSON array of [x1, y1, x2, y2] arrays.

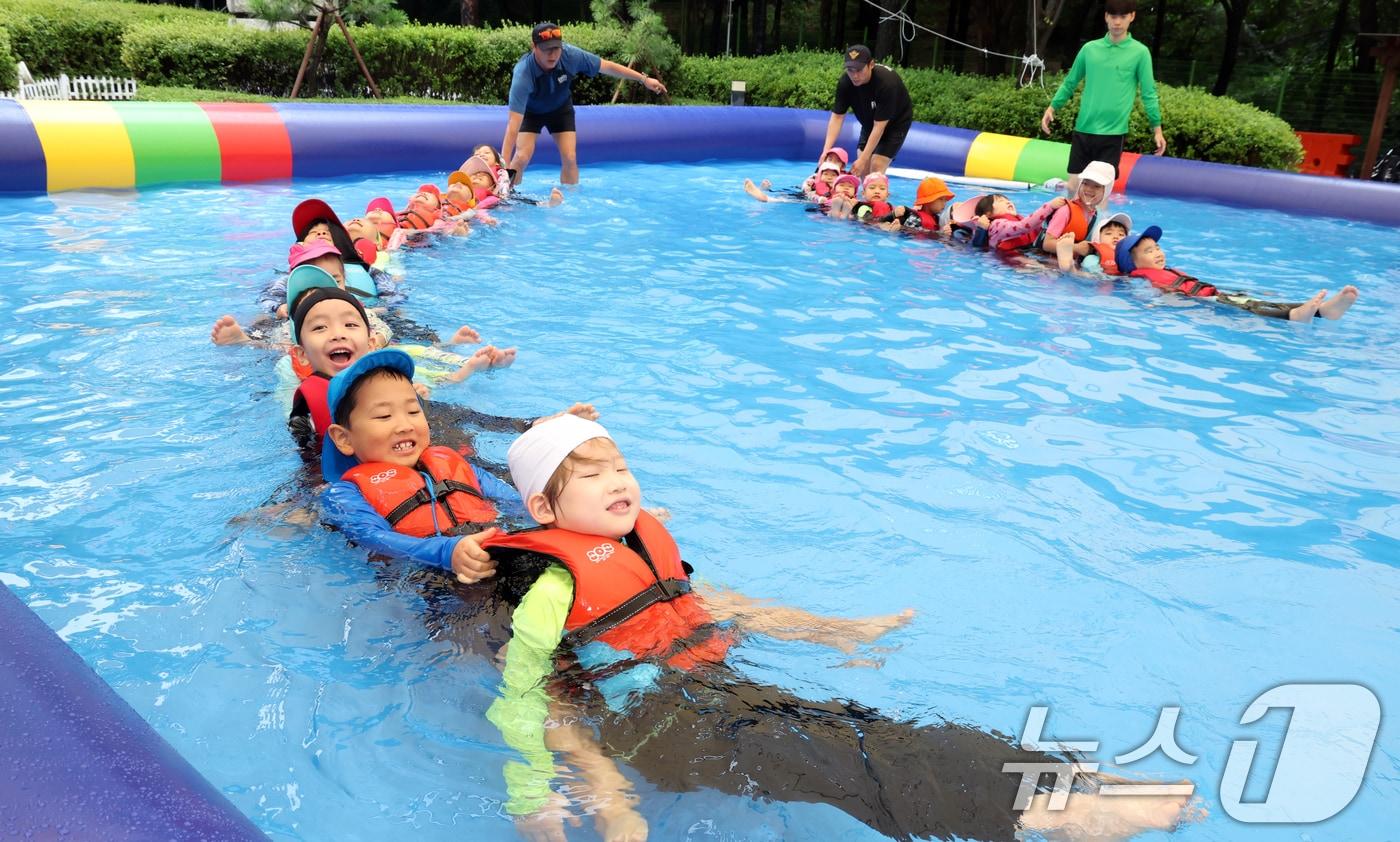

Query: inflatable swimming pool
[[1, 101, 1396, 840], [1, 101, 1397, 225]]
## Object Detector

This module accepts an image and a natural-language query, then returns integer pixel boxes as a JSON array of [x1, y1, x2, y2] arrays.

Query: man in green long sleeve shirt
[[1041, 0, 1166, 177]]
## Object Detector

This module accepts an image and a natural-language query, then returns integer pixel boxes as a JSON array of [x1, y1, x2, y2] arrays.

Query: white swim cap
[[507, 414, 613, 503]]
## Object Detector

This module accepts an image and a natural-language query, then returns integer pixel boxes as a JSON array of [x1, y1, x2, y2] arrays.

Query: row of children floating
[[746, 150, 1360, 323], [208, 144, 572, 388], [205, 148, 1203, 840]]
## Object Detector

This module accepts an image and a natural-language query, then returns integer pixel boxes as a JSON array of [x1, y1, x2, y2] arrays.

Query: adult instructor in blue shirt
[[502, 22, 668, 186]]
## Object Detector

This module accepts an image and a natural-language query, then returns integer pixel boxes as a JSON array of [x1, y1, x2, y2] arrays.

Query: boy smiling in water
[[1116, 226, 1360, 321]]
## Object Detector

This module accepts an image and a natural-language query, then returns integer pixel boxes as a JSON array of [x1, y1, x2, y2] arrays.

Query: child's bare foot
[[743, 178, 771, 203], [829, 608, 916, 647], [1319, 284, 1359, 320], [468, 345, 497, 372], [547, 187, 565, 207], [1021, 785, 1197, 840], [1289, 290, 1327, 321], [759, 178, 772, 190], [447, 325, 480, 345], [488, 346, 517, 369], [210, 315, 250, 346], [1056, 237, 1076, 272]]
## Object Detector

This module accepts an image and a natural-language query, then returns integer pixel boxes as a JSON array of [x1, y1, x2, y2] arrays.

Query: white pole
[[725, 0, 733, 56]]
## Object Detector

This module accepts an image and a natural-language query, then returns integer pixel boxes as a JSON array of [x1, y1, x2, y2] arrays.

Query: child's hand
[[451, 527, 499, 584], [515, 793, 581, 842], [413, 383, 432, 399], [531, 403, 599, 427], [595, 800, 648, 842], [1050, 196, 1068, 208], [275, 303, 288, 319], [976, 214, 991, 228], [645, 507, 671, 523]]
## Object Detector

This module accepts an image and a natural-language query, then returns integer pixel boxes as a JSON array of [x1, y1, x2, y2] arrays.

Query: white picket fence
[[0, 72, 137, 101]]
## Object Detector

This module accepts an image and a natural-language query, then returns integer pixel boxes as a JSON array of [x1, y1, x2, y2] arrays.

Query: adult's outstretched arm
[[598, 59, 667, 95]]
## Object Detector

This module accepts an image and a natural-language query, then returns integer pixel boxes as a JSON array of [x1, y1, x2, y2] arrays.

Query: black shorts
[[520, 103, 576, 135], [1068, 131, 1126, 176], [857, 117, 911, 160]]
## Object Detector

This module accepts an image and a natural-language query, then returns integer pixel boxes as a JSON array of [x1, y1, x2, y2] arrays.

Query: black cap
[[844, 45, 873, 68], [531, 22, 564, 47], [291, 287, 369, 346]]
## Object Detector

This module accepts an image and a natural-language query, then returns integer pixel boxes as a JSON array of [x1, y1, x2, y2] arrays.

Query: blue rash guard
[[507, 44, 603, 116], [321, 465, 523, 568]]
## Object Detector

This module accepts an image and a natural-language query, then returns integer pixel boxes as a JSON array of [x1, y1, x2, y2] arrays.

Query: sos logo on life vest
[[586, 543, 615, 564], [369, 469, 397, 485]]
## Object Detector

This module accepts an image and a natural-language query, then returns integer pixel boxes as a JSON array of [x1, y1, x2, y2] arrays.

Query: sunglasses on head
[[537, 28, 562, 41]]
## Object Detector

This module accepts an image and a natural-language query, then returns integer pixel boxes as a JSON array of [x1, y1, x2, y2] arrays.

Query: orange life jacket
[[1061, 200, 1094, 243], [1091, 242, 1121, 274], [1130, 267, 1218, 298], [441, 196, 476, 216], [342, 446, 498, 537], [397, 208, 439, 230], [482, 511, 731, 667]]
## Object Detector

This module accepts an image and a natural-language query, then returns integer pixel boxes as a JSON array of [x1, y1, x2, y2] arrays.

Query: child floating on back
[[458, 413, 1193, 842], [1113, 226, 1359, 321], [891, 176, 956, 233]]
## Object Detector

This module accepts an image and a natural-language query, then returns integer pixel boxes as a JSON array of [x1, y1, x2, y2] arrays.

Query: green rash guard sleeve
[[1137, 51, 1162, 128], [485, 564, 575, 815]]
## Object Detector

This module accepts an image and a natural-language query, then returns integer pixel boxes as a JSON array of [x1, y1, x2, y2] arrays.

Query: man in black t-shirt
[[820, 45, 915, 177]]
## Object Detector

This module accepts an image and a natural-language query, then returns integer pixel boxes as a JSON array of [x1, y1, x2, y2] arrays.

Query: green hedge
[[672, 53, 1303, 171], [0, 0, 1299, 171], [0, 26, 16, 92], [121, 20, 674, 102], [0, 0, 219, 76]]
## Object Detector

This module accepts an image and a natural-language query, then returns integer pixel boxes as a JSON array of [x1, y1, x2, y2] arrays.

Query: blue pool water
[[1, 160, 1398, 841]]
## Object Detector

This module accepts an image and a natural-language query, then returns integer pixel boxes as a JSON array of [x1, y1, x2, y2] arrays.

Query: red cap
[[365, 196, 395, 216], [292, 199, 343, 239], [416, 184, 441, 198]]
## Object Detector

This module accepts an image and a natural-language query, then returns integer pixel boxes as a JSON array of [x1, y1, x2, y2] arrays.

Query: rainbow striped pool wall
[[2, 101, 1396, 225], [2, 98, 1400, 217]]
